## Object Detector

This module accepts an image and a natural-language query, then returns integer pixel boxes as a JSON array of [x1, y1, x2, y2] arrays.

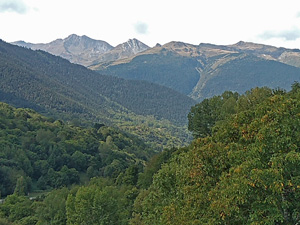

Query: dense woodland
[[1, 83, 300, 224]]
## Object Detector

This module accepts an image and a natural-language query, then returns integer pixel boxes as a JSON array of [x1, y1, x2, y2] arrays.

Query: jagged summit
[[123, 38, 149, 54], [90, 38, 150, 65]]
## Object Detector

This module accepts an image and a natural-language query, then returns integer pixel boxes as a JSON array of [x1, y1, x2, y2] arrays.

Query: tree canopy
[[135, 85, 300, 224]]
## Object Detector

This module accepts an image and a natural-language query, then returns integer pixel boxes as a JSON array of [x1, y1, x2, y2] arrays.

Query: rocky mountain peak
[[65, 33, 80, 40], [120, 39, 149, 54]]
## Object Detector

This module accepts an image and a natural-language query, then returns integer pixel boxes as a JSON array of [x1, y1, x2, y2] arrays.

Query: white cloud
[[0, 0, 28, 14], [259, 27, 300, 41], [1, 0, 300, 49], [134, 22, 149, 35]]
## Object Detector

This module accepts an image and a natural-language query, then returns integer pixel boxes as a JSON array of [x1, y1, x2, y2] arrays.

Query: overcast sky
[[1, 0, 300, 48]]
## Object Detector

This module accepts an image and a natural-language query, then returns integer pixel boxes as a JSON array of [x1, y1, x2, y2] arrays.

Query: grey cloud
[[259, 27, 300, 41], [0, 0, 28, 14], [134, 22, 149, 35]]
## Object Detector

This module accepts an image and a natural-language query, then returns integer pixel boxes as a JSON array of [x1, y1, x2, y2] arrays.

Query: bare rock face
[[12, 34, 114, 66]]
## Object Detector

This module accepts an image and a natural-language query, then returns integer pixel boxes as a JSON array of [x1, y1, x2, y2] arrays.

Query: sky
[[1, 0, 300, 49]]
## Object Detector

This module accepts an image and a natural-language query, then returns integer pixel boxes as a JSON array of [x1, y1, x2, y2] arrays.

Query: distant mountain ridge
[[11, 35, 300, 100], [92, 40, 300, 100], [12, 34, 149, 66]]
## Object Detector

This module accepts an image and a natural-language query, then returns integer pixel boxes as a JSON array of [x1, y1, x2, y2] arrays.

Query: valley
[[1, 34, 300, 224]]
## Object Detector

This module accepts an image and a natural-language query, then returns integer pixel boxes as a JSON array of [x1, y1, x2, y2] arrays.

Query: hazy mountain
[[0, 39, 195, 148], [92, 41, 300, 100], [12, 34, 113, 66], [11, 35, 149, 66]]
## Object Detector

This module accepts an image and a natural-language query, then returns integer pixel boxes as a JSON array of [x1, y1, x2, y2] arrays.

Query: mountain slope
[[0, 40, 195, 148], [92, 41, 300, 100], [94, 47, 202, 95], [190, 53, 300, 100]]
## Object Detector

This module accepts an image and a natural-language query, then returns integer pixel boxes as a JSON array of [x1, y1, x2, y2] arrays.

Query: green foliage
[[188, 91, 239, 138], [137, 147, 178, 189], [14, 176, 28, 196], [35, 188, 69, 225], [136, 86, 300, 224], [119, 165, 139, 186], [0, 194, 33, 223], [66, 179, 135, 225], [0, 102, 154, 196], [0, 218, 11, 225]]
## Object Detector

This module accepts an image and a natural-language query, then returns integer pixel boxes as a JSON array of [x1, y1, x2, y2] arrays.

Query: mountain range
[[12, 34, 149, 66], [13, 35, 300, 101]]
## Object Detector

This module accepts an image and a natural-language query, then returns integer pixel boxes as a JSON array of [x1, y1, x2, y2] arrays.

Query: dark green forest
[[1, 84, 300, 224]]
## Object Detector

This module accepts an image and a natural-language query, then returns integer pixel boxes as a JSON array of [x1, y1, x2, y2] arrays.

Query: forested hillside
[[0, 102, 154, 197], [2, 84, 300, 224], [0, 102, 175, 224], [0, 39, 195, 149]]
